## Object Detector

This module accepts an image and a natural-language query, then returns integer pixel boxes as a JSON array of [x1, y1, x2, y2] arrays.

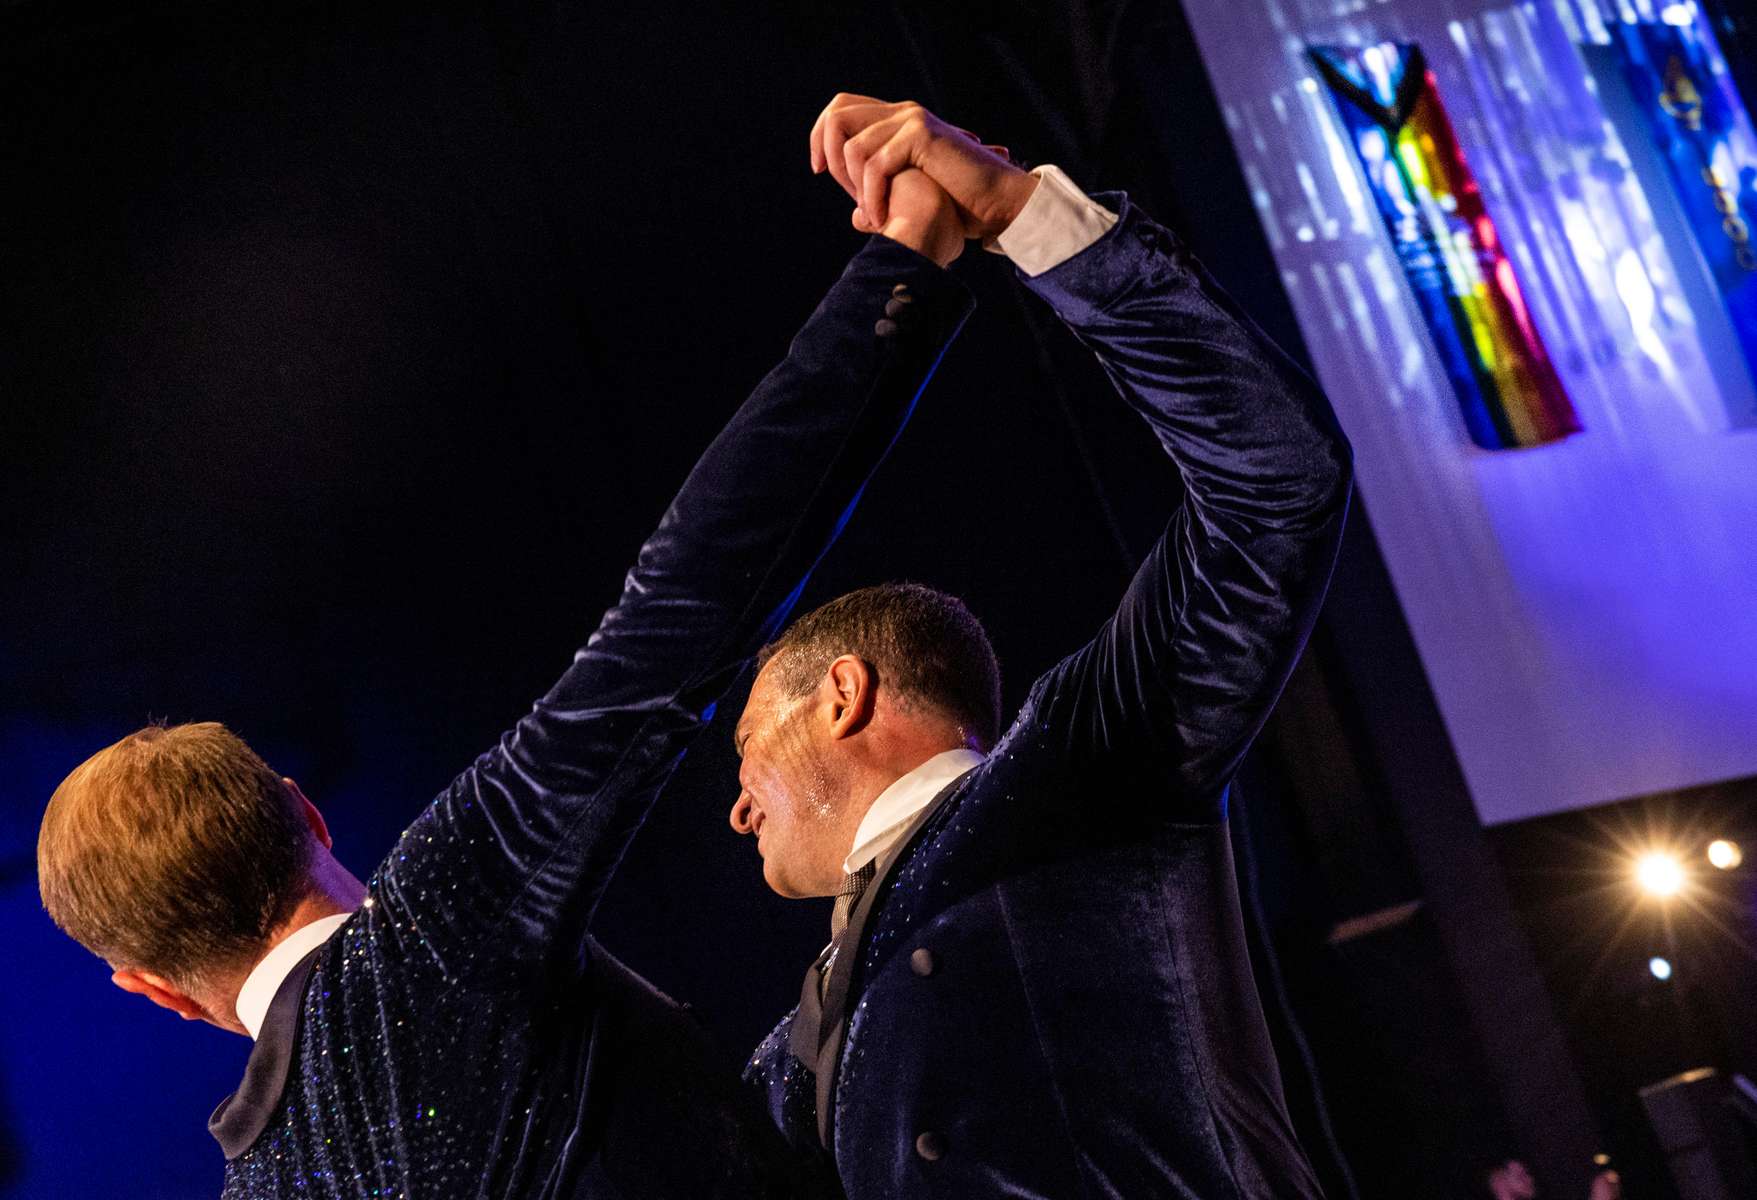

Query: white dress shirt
[[843, 748, 986, 875], [990, 163, 1119, 276], [234, 911, 353, 1039]]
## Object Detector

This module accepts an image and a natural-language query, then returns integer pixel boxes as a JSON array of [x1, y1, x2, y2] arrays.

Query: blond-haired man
[[40, 165, 973, 1199]]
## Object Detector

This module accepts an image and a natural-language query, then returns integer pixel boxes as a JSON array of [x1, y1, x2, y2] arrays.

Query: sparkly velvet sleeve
[[371, 237, 973, 985], [1022, 195, 1352, 816]]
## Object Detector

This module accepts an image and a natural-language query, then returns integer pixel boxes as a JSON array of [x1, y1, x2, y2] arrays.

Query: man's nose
[[729, 791, 755, 835]]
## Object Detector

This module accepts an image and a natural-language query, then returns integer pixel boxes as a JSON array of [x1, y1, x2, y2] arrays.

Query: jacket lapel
[[788, 941, 834, 1065], [209, 944, 324, 1159], [809, 766, 976, 1148]]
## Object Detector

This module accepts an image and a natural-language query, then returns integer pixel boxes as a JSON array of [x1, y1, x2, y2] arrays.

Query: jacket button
[[915, 1131, 946, 1161], [884, 296, 913, 318], [910, 947, 936, 977], [874, 318, 900, 338]]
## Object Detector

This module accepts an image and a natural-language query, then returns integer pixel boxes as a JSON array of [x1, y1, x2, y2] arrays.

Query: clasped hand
[[810, 93, 1039, 267]]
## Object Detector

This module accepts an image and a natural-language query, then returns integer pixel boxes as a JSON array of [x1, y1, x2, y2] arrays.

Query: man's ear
[[824, 655, 876, 740], [284, 778, 333, 850], [111, 968, 208, 1022]]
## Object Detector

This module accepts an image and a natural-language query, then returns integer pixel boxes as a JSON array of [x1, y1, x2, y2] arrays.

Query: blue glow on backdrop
[[1182, 0, 1757, 823], [1596, 1, 1757, 399]]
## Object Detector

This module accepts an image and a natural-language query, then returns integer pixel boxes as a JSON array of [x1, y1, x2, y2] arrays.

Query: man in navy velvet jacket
[[730, 97, 1353, 1197], [37, 168, 974, 1198]]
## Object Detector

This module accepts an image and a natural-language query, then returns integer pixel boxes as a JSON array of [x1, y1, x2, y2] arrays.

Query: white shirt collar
[[843, 748, 984, 875], [234, 911, 353, 1039]]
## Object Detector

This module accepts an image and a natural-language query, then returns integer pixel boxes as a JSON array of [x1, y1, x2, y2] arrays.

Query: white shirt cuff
[[987, 164, 1119, 277]]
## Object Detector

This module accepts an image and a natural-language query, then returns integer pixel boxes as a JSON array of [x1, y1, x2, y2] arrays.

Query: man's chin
[[762, 858, 815, 900]]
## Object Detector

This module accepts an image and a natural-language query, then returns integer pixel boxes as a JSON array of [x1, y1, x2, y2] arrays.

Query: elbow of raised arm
[[1319, 422, 1354, 515], [1258, 400, 1352, 527], [1293, 376, 1353, 519]]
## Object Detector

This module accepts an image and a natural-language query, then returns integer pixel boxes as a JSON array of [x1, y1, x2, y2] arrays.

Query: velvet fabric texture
[[209, 235, 973, 1199], [746, 196, 1353, 1199]]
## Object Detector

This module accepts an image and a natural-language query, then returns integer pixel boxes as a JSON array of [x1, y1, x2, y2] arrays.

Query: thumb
[[851, 206, 880, 234]]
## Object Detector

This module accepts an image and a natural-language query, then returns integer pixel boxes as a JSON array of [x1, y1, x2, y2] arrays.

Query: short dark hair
[[38, 722, 317, 986], [758, 582, 1003, 750]]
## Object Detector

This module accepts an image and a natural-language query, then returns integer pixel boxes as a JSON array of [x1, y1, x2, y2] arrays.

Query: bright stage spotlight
[[1649, 956, 1673, 981], [1635, 852, 1686, 897], [1707, 839, 1743, 870]]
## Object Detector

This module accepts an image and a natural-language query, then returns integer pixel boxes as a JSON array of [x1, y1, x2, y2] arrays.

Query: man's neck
[[230, 895, 361, 1038], [845, 719, 979, 821], [841, 745, 984, 877], [838, 740, 960, 835], [226, 860, 368, 1036]]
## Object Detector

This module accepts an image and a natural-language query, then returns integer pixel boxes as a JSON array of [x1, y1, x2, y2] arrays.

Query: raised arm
[[1022, 192, 1352, 812], [810, 95, 1351, 815], [373, 190, 975, 983]]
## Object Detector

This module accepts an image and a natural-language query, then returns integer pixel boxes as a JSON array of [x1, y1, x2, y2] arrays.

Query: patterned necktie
[[829, 861, 877, 942], [821, 862, 877, 1000]]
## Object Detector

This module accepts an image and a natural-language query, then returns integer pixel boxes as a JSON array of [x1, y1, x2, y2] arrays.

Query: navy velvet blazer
[[207, 237, 973, 1200], [746, 196, 1354, 1199]]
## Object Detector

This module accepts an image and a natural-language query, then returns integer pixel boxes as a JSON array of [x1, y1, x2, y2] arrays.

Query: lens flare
[[1707, 839, 1743, 870], [1635, 852, 1686, 897]]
